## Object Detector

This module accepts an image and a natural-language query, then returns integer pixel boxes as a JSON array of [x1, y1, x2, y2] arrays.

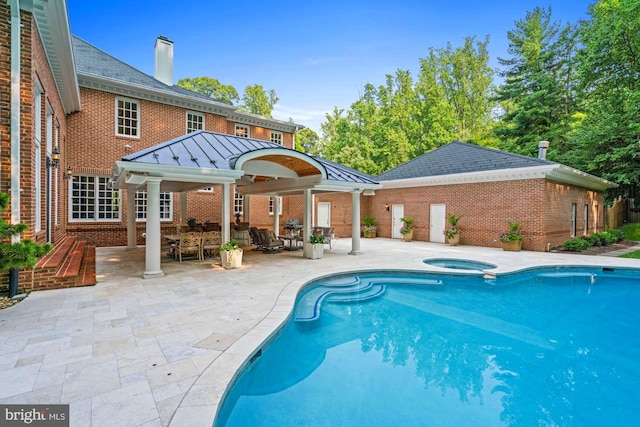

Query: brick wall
[[305, 178, 605, 252]]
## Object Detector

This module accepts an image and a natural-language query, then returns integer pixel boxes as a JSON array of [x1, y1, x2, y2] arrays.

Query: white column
[[179, 192, 188, 232], [126, 188, 137, 248], [143, 178, 164, 278], [273, 196, 280, 235], [222, 183, 231, 244], [349, 190, 363, 255], [303, 189, 313, 258]]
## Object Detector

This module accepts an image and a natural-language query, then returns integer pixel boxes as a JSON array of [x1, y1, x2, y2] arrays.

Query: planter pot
[[220, 249, 243, 269], [305, 243, 324, 259], [502, 240, 522, 252], [447, 234, 460, 246], [363, 229, 377, 238], [402, 229, 414, 242]]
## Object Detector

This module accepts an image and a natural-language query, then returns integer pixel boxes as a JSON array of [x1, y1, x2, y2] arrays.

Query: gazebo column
[[222, 183, 231, 244], [143, 178, 164, 279], [273, 196, 280, 235], [179, 192, 188, 232], [349, 190, 363, 255], [126, 188, 137, 249], [303, 189, 313, 258], [243, 195, 250, 222]]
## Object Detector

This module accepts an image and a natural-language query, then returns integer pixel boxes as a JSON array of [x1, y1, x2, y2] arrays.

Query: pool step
[[294, 276, 442, 322]]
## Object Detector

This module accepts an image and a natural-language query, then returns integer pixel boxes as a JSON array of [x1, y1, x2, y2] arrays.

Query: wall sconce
[[124, 144, 132, 151], [385, 203, 390, 211], [63, 166, 73, 180], [46, 146, 61, 169]]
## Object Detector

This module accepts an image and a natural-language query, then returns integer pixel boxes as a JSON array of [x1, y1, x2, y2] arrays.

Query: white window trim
[[69, 175, 122, 223], [269, 196, 283, 216], [234, 187, 243, 215], [186, 111, 205, 133], [115, 96, 140, 138], [571, 203, 577, 237], [34, 80, 43, 232], [198, 187, 214, 193], [235, 124, 250, 138], [270, 130, 283, 145]]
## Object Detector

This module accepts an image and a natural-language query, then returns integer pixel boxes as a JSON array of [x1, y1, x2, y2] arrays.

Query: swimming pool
[[214, 267, 640, 426], [423, 258, 497, 271]]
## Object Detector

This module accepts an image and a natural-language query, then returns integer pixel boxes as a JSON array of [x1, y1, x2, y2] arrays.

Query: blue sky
[[67, 0, 594, 133]]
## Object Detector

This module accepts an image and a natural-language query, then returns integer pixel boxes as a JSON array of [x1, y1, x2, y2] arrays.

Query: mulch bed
[[553, 240, 639, 256]]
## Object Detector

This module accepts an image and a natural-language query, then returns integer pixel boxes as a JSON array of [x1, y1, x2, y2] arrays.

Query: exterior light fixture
[[63, 166, 73, 180], [385, 203, 390, 211], [46, 146, 61, 168]]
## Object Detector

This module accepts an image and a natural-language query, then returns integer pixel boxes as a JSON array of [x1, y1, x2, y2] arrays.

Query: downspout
[[10, 0, 21, 244]]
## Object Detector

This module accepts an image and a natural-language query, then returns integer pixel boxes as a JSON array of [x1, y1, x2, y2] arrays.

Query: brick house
[[316, 142, 617, 252]]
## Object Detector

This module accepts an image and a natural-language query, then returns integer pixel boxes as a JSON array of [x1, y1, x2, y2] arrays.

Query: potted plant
[[444, 214, 462, 246], [186, 217, 197, 230], [498, 221, 524, 251], [220, 238, 243, 269], [361, 215, 378, 238], [307, 234, 325, 259], [400, 217, 415, 242], [0, 192, 52, 297]]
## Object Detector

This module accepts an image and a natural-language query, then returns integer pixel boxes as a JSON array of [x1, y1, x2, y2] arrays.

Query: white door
[[317, 202, 331, 227], [391, 204, 404, 239], [430, 204, 446, 243]]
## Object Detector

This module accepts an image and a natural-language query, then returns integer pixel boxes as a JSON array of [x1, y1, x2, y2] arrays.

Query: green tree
[[176, 76, 239, 105], [240, 84, 279, 117], [494, 7, 580, 157], [294, 128, 322, 155], [563, 0, 640, 198]]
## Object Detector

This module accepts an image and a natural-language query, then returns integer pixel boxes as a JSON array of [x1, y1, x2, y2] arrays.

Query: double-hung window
[[235, 124, 250, 138], [135, 191, 173, 221], [70, 176, 121, 221], [116, 97, 139, 137], [269, 196, 282, 215], [270, 131, 283, 145], [187, 112, 204, 133], [234, 187, 243, 215]]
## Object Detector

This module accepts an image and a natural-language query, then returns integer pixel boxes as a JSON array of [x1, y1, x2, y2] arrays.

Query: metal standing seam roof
[[121, 130, 378, 185], [375, 141, 557, 181]]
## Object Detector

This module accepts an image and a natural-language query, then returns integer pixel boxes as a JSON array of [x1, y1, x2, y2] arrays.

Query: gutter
[[10, 0, 21, 244]]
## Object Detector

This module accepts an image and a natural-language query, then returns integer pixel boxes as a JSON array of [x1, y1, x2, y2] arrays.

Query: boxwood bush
[[563, 238, 591, 252], [563, 229, 625, 252]]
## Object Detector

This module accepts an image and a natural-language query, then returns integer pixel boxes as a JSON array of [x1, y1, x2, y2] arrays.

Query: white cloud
[[272, 104, 329, 133]]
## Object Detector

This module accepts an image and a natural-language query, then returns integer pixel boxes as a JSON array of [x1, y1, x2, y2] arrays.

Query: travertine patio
[[0, 238, 638, 426]]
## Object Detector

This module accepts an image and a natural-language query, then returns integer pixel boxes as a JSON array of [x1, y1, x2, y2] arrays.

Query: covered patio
[[110, 130, 381, 278]]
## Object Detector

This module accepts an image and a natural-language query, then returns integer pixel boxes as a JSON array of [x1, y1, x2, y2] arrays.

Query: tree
[[563, 0, 640, 198], [0, 192, 51, 296], [294, 128, 322, 155], [176, 76, 239, 105], [493, 7, 580, 157], [240, 84, 279, 117]]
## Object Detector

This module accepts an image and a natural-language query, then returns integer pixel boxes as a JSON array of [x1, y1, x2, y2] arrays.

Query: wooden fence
[[605, 197, 639, 229]]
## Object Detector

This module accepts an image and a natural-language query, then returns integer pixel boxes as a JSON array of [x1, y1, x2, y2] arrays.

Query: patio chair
[[200, 231, 221, 259], [248, 227, 263, 250], [175, 232, 202, 262], [258, 228, 284, 253]]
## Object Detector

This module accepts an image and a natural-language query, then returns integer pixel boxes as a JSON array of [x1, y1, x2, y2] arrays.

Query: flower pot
[[402, 229, 413, 242], [220, 249, 243, 269], [502, 240, 522, 252], [306, 243, 324, 259], [363, 229, 377, 238], [447, 234, 460, 246]]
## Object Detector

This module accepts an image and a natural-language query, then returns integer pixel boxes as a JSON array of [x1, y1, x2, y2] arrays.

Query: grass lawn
[[620, 223, 640, 241], [619, 250, 640, 259]]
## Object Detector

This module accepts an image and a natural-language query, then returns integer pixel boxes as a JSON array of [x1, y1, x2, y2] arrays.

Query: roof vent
[[538, 141, 550, 160], [154, 35, 173, 86]]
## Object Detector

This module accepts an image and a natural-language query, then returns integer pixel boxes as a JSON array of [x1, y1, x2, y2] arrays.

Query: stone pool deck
[[1, 238, 638, 426]]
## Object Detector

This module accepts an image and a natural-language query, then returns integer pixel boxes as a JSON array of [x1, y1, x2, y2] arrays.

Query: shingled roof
[[376, 142, 556, 181]]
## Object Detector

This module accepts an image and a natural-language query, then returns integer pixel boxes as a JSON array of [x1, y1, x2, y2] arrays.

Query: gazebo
[[110, 130, 381, 278]]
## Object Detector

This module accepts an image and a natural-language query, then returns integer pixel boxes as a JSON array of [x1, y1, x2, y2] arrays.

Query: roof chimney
[[538, 140, 550, 160], [154, 35, 173, 86]]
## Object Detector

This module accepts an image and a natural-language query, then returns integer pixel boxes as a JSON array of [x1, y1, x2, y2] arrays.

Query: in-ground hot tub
[[423, 258, 497, 271]]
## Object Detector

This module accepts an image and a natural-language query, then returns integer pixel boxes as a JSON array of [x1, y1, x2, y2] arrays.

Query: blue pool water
[[214, 267, 640, 426], [423, 258, 497, 271]]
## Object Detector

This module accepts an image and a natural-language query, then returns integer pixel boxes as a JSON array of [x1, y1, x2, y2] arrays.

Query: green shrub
[[563, 237, 591, 252], [600, 231, 618, 245], [609, 229, 625, 242], [585, 234, 604, 246]]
